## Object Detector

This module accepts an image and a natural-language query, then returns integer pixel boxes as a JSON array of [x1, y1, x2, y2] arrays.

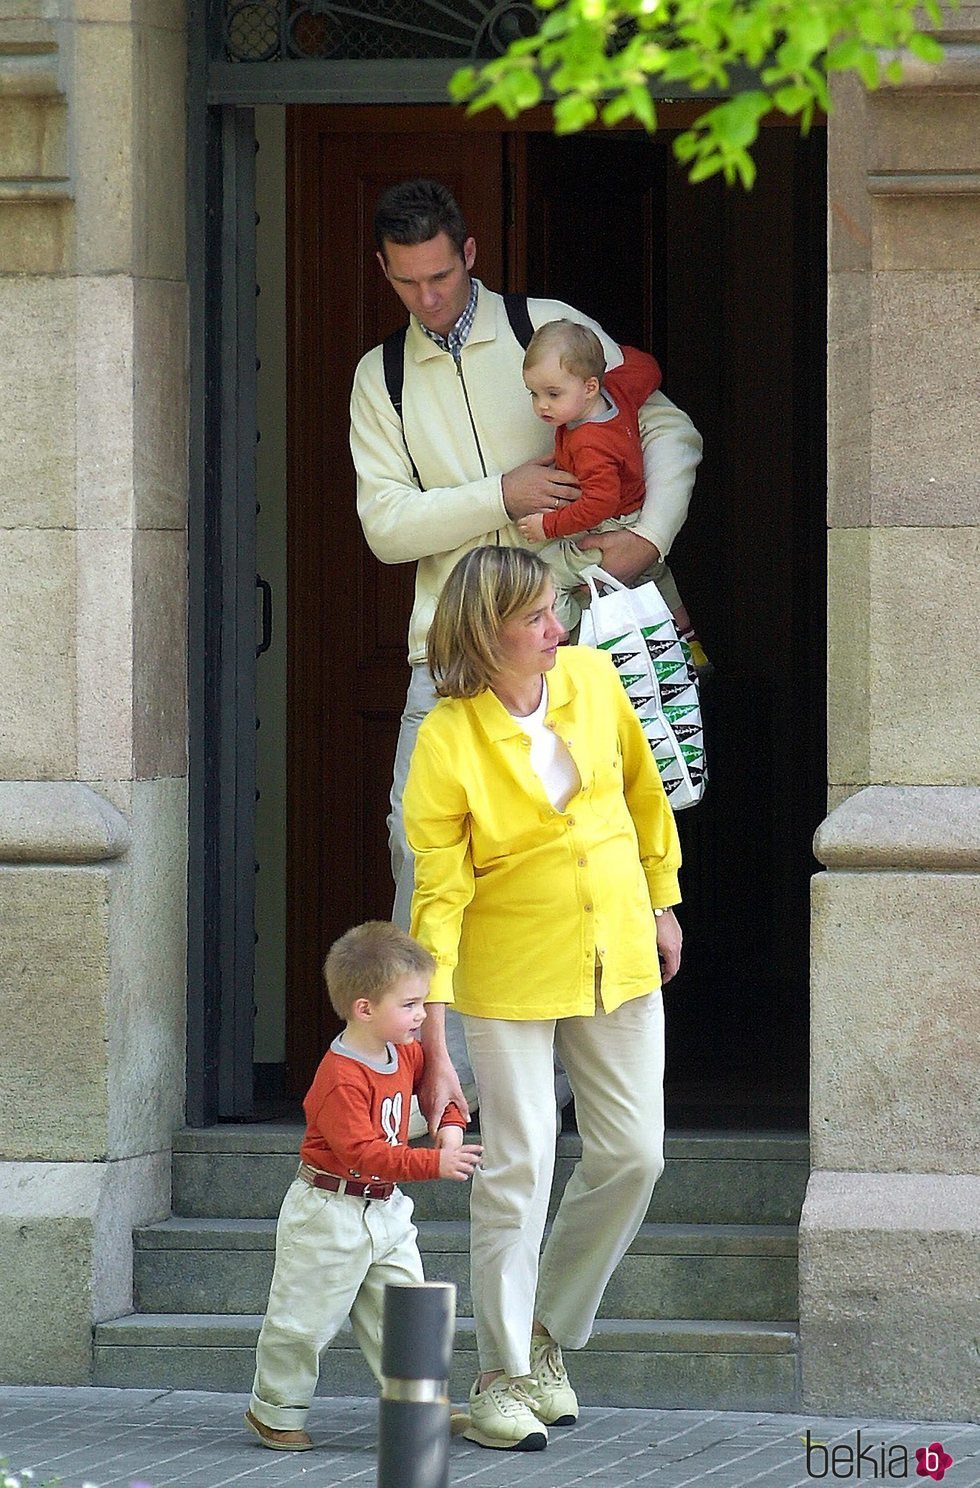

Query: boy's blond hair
[[323, 921, 435, 1021], [523, 319, 605, 383], [427, 545, 553, 700]]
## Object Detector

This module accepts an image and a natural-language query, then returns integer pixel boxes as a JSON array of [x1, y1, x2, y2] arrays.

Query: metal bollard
[[377, 1281, 457, 1488]]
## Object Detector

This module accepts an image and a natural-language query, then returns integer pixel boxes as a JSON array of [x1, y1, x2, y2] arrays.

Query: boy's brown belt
[[297, 1162, 394, 1201]]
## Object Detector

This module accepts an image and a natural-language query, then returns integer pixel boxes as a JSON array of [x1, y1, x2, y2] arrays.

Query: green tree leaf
[[856, 47, 882, 87], [448, 0, 954, 186], [773, 82, 814, 115], [554, 92, 600, 131], [908, 30, 945, 60]]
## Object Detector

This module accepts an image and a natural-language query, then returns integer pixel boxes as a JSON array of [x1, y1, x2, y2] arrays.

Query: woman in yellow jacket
[[403, 545, 682, 1453]]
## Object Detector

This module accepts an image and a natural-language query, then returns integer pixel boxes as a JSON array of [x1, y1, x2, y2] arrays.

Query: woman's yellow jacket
[[404, 645, 682, 1020]]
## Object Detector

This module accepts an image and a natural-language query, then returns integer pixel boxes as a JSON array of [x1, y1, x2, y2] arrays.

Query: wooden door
[[286, 108, 506, 1096], [285, 110, 826, 1121], [520, 128, 827, 1118]]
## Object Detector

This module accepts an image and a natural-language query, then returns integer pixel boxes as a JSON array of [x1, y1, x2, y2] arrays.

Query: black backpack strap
[[381, 324, 421, 487], [382, 325, 407, 416], [502, 292, 535, 351]]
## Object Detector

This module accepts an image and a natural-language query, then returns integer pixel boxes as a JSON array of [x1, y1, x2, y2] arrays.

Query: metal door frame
[[187, 12, 260, 1124]]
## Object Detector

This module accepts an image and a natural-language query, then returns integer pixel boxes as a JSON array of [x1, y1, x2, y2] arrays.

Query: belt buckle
[[361, 1181, 386, 1199]]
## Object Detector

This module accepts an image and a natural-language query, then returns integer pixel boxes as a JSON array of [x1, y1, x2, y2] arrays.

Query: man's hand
[[502, 455, 579, 520], [437, 1139, 483, 1181], [584, 526, 660, 583], [656, 908, 683, 985], [516, 512, 547, 543], [418, 1051, 469, 1138]]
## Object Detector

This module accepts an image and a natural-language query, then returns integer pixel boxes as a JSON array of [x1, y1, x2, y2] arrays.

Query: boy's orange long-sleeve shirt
[[299, 1038, 466, 1182], [541, 345, 661, 541]]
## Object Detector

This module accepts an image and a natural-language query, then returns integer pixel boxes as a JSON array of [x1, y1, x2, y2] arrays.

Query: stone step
[[172, 1126, 809, 1225], [133, 1216, 798, 1321], [93, 1313, 800, 1412]]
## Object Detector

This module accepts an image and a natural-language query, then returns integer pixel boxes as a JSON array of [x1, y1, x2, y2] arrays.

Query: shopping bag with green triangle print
[[576, 565, 706, 809]]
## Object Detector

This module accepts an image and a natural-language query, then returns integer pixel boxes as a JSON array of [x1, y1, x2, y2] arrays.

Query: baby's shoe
[[678, 626, 714, 681]]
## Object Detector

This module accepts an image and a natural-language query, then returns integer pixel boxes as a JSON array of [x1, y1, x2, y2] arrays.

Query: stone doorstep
[[123, 1128, 806, 1411], [134, 1216, 800, 1257], [172, 1125, 810, 1160], [131, 1219, 799, 1324], [174, 1158, 812, 1226], [95, 1313, 799, 1353], [92, 1316, 802, 1411], [171, 1128, 811, 1226]]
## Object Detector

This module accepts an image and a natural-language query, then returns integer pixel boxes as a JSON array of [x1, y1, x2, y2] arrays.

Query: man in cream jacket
[[350, 178, 701, 1126]]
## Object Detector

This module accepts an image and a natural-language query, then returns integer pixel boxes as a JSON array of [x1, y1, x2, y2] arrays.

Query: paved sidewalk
[[0, 1388, 977, 1488]]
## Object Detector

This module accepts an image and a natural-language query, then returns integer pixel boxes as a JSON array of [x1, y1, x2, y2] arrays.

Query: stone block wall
[[0, 3, 188, 1384], [802, 10, 980, 1420]]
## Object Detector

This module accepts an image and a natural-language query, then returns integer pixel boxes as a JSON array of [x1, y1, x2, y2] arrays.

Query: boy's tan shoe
[[244, 1408, 313, 1451]]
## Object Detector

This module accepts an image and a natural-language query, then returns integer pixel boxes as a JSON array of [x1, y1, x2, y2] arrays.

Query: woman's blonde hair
[[427, 545, 553, 699]]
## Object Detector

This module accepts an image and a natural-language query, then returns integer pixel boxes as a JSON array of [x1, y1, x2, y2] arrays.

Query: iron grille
[[221, 0, 540, 61]]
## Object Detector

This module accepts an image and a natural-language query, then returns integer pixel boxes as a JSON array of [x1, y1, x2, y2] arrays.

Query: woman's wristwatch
[[654, 906, 675, 918]]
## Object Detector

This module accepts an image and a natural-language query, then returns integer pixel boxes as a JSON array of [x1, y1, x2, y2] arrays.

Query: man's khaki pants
[[249, 1180, 423, 1431], [462, 989, 665, 1379]]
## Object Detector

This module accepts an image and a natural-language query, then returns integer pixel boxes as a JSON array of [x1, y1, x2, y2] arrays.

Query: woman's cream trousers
[[463, 987, 665, 1378]]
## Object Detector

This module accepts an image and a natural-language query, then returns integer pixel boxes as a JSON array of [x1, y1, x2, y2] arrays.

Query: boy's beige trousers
[[249, 1181, 423, 1430]]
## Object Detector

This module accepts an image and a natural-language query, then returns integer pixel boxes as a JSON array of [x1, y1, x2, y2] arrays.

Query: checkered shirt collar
[[419, 277, 478, 359]]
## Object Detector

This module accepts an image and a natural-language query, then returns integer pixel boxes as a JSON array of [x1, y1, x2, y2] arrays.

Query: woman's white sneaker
[[525, 1338, 579, 1425], [462, 1378, 549, 1451]]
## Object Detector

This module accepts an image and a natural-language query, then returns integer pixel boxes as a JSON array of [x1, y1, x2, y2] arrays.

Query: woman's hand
[[656, 908, 682, 984], [420, 1054, 469, 1135], [419, 1001, 470, 1134]]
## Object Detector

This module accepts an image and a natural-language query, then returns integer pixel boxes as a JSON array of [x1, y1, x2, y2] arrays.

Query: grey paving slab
[[0, 1389, 978, 1488]]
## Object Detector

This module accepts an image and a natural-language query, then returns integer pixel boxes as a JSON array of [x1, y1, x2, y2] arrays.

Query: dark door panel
[[286, 109, 505, 1096], [523, 129, 827, 1119]]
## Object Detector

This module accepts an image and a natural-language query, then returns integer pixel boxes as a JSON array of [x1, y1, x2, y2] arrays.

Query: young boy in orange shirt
[[245, 921, 482, 1451]]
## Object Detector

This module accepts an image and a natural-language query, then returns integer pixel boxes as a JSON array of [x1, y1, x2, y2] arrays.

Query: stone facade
[[800, 15, 980, 1421], [0, 4, 187, 1383], [1, 0, 978, 1419]]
